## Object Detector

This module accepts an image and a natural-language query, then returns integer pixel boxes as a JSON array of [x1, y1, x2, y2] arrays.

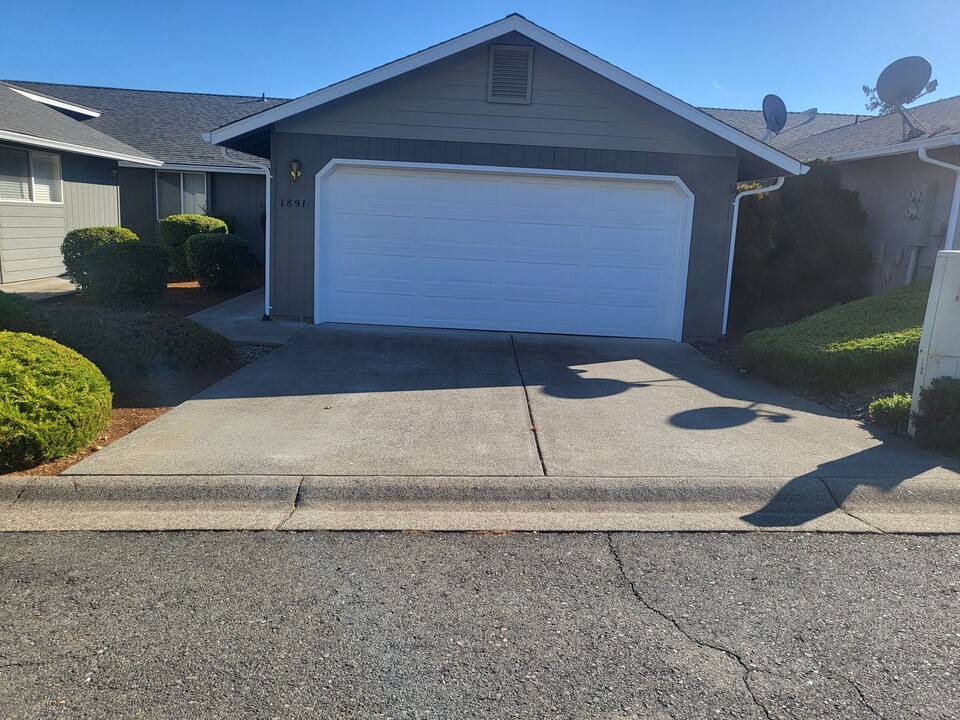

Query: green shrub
[[49, 309, 237, 378], [204, 210, 238, 234], [868, 393, 912, 433], [730, 161, 870, 330], [0, 331, 111, 471], [84, 242, 169, 310], [159, 214, 227, 277], [185, 233, 248, 291], [61, 226, 139, 293], [914, 378, 960, 454], [742, 282, 929, 392], [0, 291, 51, 335]]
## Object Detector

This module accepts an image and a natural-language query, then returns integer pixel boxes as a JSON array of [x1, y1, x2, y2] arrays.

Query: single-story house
[[0, 80, 285, 281], [0, 83, 160, 283], [207, 14, 807, 341], [726, 96, 960, 295]]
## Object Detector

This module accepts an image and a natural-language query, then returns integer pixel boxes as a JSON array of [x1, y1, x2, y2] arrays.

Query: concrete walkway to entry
[[189, 288, 306, 345], [0, 275, 75, 300], [10, 324, 953, 533]]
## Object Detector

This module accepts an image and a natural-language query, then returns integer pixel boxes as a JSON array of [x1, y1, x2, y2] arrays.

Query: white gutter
[[0, 129, 162, 166], [221, 146, 272, 319], [829, 132, 960, 163], [918, 145, 960, 251], [117, 161, 266, 175], [722, 177, 785, 336]]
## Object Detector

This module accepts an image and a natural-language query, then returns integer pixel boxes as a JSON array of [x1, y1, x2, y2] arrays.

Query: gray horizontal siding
[[269, 131, 738, 339], [277, 32, 735, 158], [0, 150, 119, 283]]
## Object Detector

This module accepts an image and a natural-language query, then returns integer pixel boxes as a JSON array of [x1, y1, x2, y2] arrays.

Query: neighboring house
[[720, 96, 960, 295], [0, 83, 160, 283], [207, 14, 806, 341], [0, 81, 286, 273]]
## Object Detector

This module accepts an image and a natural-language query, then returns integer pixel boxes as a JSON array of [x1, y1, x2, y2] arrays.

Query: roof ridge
[[5, 79, 288, 102]]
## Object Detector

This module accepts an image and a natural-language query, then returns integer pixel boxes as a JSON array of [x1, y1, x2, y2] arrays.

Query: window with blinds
[[0, 145, 62, 203], [488, 45, 533, 104], [157, 171, 207, 218]]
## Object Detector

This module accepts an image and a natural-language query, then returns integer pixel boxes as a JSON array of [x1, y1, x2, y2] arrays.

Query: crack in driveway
[[510, 335, 547, 477]]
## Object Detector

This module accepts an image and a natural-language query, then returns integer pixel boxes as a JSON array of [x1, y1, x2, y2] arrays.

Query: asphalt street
[[1, 531, 958, 719]]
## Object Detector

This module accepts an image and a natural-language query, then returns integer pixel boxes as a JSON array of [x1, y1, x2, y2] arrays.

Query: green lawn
[[741, 282, 929, 393]]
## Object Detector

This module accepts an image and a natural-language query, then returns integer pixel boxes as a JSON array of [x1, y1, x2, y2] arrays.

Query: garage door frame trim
[[314, 158, 695, 340]]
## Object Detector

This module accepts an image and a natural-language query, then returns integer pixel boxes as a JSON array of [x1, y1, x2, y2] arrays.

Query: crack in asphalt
[[604, 532, 773, 719], [606, 534, 887, 720], [817, 478, 887, 534], [509, 335, 547, 477]]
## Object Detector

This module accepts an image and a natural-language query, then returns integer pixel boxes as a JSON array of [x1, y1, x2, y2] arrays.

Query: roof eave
[[205, 15, 806, 177], [0, 129, 162, 166], [825, 133, 960, 163]]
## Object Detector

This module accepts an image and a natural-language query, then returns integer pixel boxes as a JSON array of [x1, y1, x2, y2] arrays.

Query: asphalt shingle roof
[[699, 107, 859, 152], [780, 95, 960, 160], [4, 81, 287, 168], [0, 83, 156, 162]]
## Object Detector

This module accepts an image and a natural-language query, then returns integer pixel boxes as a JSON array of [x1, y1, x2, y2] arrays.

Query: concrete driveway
[[67, 325, 960, 488]]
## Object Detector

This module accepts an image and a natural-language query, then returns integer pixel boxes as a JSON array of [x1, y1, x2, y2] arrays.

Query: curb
[[1, 474, 957, 533]]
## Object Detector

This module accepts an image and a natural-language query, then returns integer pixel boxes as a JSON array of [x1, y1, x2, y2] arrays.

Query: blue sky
[[3, 0, 958, 115]]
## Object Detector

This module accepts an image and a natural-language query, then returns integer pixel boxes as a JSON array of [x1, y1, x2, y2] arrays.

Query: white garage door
[[315, 161, 693, 340]]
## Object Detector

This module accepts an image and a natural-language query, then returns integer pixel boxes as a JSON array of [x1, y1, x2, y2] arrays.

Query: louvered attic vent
[[488, 45, 533, 104]]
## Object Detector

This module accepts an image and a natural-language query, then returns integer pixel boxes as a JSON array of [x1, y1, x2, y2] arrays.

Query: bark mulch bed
[[694, 338, 913, 424], [41, 266, 264, 316]]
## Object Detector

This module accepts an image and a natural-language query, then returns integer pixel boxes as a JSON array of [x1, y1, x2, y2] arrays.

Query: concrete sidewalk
[[189, 288, 306, 345], [0, 275, 75, 300], [2, 474, 958, 533]]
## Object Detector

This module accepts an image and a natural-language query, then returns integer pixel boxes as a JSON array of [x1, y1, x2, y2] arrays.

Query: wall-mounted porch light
[[290, 159, 302, 182]]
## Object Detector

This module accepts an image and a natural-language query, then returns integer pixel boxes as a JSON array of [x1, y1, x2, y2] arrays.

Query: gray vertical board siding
[[269, 131, 740, 338], [62, 154, 120, 232], [0, 150, 118, 283], [210, 172, 266, 262], [837, 148, 960, 294], [275, 33, 735, 158], [117, 167, 156, 242]]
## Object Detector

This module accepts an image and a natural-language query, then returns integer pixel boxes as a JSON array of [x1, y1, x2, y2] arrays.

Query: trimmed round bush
[[159, 214, 227, 277], [914, 378, 960, 454], [84, 242, 169, 310], [0, 331, 112, 471], [185, 233, 248, 291], [0, 291, 51, 335], [868, 393, 911, 433], [49, 309, 238, 378], [61, 226, 139, 293]]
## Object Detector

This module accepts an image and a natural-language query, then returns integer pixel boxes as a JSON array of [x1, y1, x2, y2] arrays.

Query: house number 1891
[[280, 198, 306, 208]]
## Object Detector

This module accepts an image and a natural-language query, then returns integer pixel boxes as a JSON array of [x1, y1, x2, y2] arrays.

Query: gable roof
[[700, 108, 859, 151], [780, 94, 960, 161], [0, 83, 159, 165], [4, 80, 287, 169], [206, 14, 807, 176]]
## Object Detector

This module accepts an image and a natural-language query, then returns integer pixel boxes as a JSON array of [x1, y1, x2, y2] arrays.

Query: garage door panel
[[319, 164, 691, 340]]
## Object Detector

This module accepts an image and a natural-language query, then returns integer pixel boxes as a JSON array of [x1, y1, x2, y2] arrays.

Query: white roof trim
[[6, 85, 102, 118], [828, 132, 960, 162], [205, 15, 806, 176], [117, 161, 266, 174], [0, 130, 161, 166]]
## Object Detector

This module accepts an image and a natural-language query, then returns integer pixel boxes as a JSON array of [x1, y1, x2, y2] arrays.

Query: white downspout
[[918, 144, 960, 252], [220, 146, 272, 320], [722, 177, 785, 336]]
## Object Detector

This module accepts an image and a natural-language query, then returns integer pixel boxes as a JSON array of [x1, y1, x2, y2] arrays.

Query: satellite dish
[[876, 56, 932, 107], [762, 94, 788, 133]]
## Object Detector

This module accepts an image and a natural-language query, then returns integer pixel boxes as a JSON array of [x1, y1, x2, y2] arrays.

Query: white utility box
[[910, 250, 960, 436]]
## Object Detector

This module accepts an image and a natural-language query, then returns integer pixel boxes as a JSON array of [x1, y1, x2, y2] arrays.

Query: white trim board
[[5, 85, 102, 118], [118, 161, 267, 175], [0, 130, 161, 166], [313, 158, 694, 341], [207, 15, 806, 177], [828, 133, 960, 162]]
